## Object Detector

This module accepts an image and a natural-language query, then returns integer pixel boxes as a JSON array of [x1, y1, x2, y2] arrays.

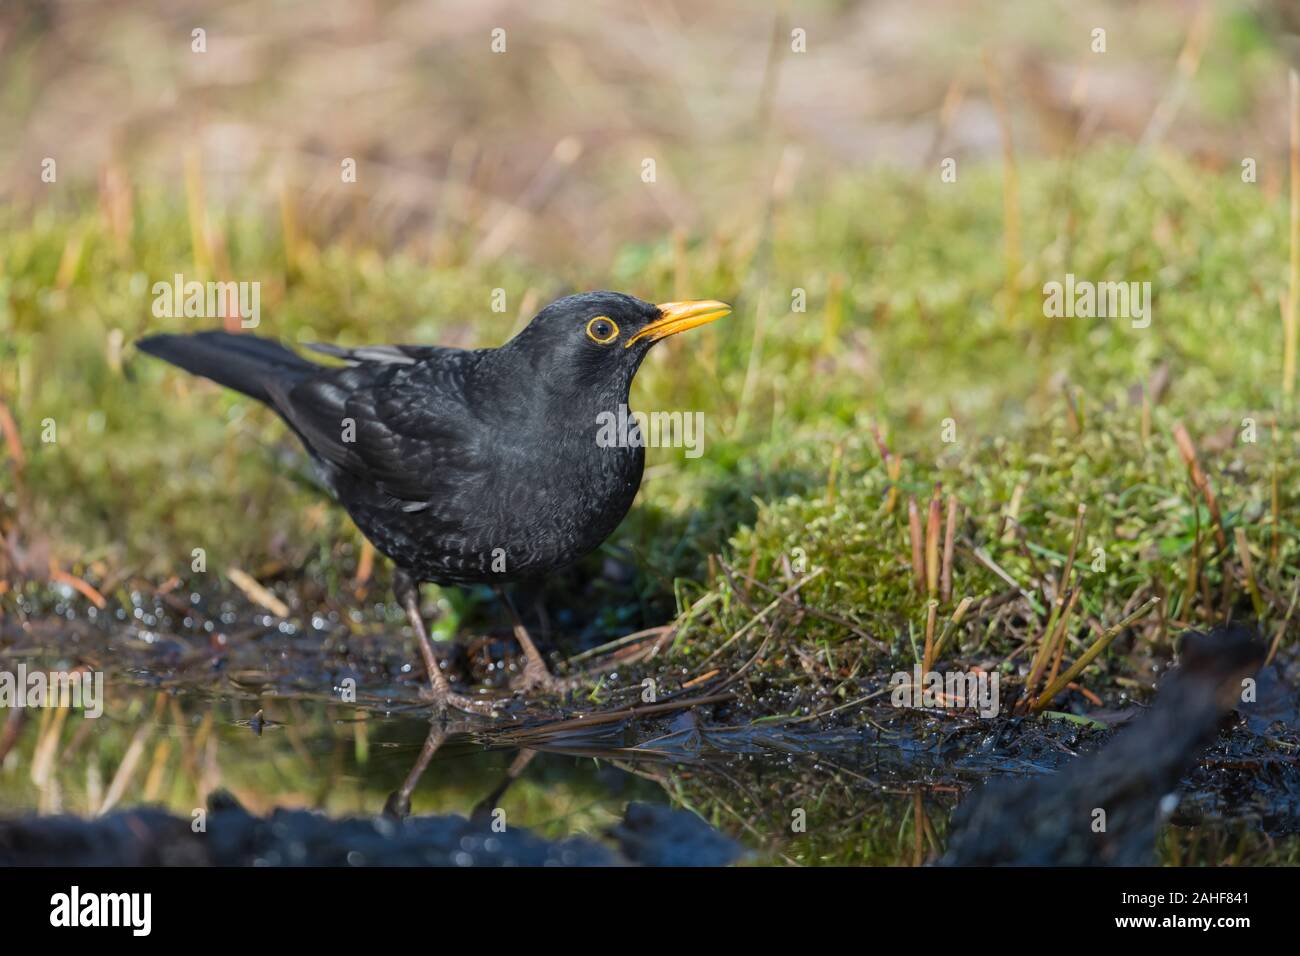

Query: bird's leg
[[395, 569, 491, 715], [471, 748, 538, 821], [394, 569, 452, 698], [383, 723, 446, 819], [494, 585, 562, 693]]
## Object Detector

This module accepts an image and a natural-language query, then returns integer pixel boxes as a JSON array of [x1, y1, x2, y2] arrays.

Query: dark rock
[[608, 801, 745, 866], [941, 625, 1266, 866], [0, 792, 740, 867]]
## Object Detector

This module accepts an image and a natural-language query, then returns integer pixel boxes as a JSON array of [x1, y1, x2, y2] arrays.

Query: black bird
[[137, 292, 730, 711]]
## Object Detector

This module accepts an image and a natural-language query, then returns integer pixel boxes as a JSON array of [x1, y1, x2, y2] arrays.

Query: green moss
[[2, 148, 1294, 681]]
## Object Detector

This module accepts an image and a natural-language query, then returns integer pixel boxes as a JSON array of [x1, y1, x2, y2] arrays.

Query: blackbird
[[137, 292, 730, 711]]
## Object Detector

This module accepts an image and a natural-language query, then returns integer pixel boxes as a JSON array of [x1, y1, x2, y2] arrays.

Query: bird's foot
[[517, 661, 572, 696], [418, 683, 497, 717]]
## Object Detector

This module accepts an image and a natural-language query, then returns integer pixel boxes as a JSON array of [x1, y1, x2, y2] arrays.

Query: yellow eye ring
[[586, 316, 619, 344]]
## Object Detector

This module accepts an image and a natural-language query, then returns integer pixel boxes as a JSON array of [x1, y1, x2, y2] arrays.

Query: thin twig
[[1032, 598, 1160, 712]]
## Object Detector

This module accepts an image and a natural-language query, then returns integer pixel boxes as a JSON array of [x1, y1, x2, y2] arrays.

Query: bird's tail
[[136, 330, 318, 404]]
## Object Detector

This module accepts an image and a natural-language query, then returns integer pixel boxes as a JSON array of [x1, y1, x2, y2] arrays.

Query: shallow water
[[2, 592, 1298, 866], [2, 682, 1295, 866]]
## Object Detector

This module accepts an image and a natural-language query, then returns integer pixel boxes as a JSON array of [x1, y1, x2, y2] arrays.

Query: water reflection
[[2, 685, 1295, 866], [0, 693, 659, 837]]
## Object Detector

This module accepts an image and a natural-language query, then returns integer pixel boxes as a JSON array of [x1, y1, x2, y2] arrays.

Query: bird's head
[[505, 291, 730, 398]]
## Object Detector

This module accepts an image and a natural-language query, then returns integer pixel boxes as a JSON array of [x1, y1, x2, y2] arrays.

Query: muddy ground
[[2, 581, 1297, 866]]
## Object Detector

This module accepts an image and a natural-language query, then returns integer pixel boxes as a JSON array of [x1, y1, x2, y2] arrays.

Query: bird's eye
[[586, 316, 619, 344]]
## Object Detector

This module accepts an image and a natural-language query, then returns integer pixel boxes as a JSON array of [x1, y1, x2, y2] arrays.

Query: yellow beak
[[626, 300, 732, 348]]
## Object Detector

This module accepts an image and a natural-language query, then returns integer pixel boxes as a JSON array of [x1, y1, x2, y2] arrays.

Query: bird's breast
[[511, 431, 644, 555], [431, 420, 644, 582]]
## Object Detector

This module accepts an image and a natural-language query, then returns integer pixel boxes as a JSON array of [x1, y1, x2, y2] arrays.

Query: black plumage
[[137, 291, 729, 710]]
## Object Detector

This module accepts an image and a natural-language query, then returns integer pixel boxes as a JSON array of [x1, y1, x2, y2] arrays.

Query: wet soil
[[1, 584, 1298, 865]]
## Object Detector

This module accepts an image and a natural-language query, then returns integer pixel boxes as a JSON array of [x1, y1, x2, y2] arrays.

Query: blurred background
[[2, 1, 1299, 865], [4, 0, 1299, 578], [1, 0, 1294, 254]]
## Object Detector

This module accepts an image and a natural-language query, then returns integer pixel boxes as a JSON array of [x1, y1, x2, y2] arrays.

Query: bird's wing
[[302, 342, 443, 365], [266, 348, 485, 507]]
